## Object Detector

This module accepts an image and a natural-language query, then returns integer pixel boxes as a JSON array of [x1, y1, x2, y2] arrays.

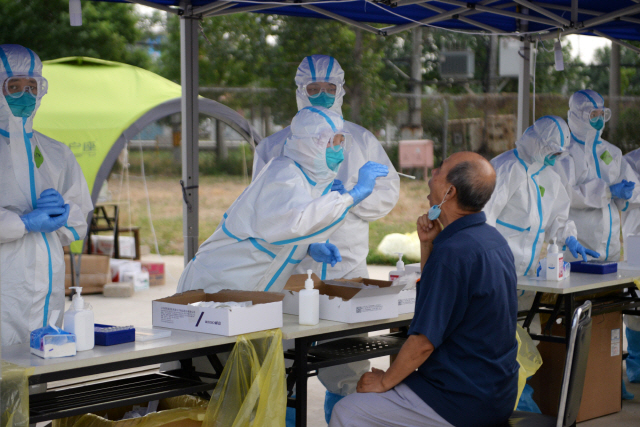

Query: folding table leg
[[295, 337, 309, 427], [564, 295, 576, 350]]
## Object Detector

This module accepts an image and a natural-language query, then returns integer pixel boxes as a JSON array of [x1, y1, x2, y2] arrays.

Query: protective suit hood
[[515, 115, 570, 165], [568, 89, 605, 141], [284, 106, 344, 188], [295, 55, 345, 116], [0, 44, 47, 131]]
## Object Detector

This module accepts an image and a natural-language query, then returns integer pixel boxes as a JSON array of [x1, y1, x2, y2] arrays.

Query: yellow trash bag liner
[[1, 360, 33, 427], [514, 325, 543, 409], [203, 328, 286, 427], [52, 395, 208, 427]]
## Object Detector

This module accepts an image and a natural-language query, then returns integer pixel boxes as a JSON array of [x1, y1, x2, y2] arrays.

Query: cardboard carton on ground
[[91, 234, 137, 258], [64, 254, 111, 295], [110, 259, 141, 282], [142, 261, 166, 286], [152, 290, 284, 336], [283, 274, 401, 323], [530, 311, 622, 422]]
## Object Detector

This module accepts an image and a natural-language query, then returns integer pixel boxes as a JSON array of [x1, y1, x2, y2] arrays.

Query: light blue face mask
[[309, 92, 335, 109], [5, 93, 37, 118], [590, 116, 604, 130], [427, 185, 453, 221], [544, 154, 559, 167], [326, 147, 344, 171]]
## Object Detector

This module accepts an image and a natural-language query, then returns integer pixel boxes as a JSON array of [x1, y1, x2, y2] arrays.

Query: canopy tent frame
[[111, 0, 640, 265]]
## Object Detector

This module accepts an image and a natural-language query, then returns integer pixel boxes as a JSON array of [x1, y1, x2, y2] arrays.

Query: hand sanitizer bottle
[[63, 287, 95, 351], [389, 253, 406, 281], [299, 270, 319, 326], [546, 238, 564, 281]]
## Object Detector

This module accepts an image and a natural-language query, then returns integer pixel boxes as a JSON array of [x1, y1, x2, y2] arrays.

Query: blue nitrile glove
[[565, 236, 600, 261], [21, 204, 70, 233], [610, 180, 635, 200], [36, 188, 65, 209], [348, 161, 389, 205], [331, 179, 347, 195], [308, 243, 342, 267]]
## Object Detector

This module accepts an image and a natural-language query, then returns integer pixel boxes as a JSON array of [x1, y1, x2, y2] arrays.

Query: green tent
[[33, 56, 260, 204]]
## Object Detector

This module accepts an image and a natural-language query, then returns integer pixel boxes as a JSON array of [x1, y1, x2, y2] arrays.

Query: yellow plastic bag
[[52, 395, 208, 427], [1, 360, 33, 427], [202, 329, 285, 427], [514, 325, 543, 409]]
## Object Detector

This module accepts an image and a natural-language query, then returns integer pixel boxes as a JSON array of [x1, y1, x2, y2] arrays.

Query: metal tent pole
[[180, 3, 200, 266], [517, 8, 531, 137]]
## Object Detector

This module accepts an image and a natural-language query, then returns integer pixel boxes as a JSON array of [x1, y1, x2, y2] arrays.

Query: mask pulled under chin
[[309, 93, 335, 109], [5, 94, 37, 118]]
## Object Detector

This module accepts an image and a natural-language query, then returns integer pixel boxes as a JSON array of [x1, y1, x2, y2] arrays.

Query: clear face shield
[[3, 76, 48, 99]]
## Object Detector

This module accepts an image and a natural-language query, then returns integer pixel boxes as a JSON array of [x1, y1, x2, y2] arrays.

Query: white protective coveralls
[[484, 116, 577, 332], [0, 45, 93, 346], [253, 55, 400, 281], [177, 107, 356, 294], [622, 148, 640, 332], [555, 90, 640, 261]]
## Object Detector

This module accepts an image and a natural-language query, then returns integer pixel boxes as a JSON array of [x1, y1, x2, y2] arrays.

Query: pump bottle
[[389, 253, 406, 281], [299, 270, 319, 325], [546, 238, 564, 281], [63, 287, 95, 351]]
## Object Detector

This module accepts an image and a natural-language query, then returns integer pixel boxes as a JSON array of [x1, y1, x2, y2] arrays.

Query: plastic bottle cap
[[395, 253, 405, 270], [69, 287, 84, 310], [305, 269, 314, 290], [548, 238, 559, 254]]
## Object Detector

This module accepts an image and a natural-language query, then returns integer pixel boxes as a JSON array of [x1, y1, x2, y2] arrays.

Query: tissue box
[[30, 327, 76, 359]]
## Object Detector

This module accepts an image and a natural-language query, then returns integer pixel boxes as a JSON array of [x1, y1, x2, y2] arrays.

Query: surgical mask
[[590, 116, 604, 130], [309, 92, 335, 109], [326, 147, 344, 171], [544, 155, 557, 167], [427, 185, 453, 221], [5, 93, 36, 118]]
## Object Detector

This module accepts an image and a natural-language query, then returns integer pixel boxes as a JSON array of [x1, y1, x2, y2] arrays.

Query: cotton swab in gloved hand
[[397, 172, 416, 180]]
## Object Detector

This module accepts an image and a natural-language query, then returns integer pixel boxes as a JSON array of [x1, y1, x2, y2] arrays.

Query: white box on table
[[283, 274, 401, 323], [397, 288, 416, 314], [152, 290, 284, 336]]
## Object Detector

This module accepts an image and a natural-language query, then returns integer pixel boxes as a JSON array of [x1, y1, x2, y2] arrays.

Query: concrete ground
[[58, 255, 639, 426]]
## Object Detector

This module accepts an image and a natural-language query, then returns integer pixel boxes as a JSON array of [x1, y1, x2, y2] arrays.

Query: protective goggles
[[303, 82, 341, 97], [3, 76, 47, 99], [588, 108, 611, 123], [326, 132, 350, 152]]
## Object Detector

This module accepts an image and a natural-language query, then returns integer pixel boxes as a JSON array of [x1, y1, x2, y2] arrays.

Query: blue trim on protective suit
[[579, 90, 599, 108], [295, 161, 316, 186], [249, 237, 276, 258], [221, 218, 242, 242], [23, 118, 37, 207], [571, 133, 585, 145], [302, 106, 338, 132], [265, 245, 300, 291], [496, 219, 530, 233], [0, 47, 13, 77], [307, 57, 316, 82], [592, 132, 602, 179], [65, 225, 80, 241], [271, 205, 353, 245], [41, 232, 53, 327], [27, 48, 35, 76], [513, 149, 528, 171], [325, 57, 334, 80], [623, 201, 630, 212], [606, 203, 612, 261], [540, 115, 565, 147], [524, 166, 547, 276], [320, 182, 334, 280], [1, 129, 33, 138]]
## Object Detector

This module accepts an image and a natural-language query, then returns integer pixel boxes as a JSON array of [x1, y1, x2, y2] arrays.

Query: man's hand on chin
[[356, 368, 390, 393]]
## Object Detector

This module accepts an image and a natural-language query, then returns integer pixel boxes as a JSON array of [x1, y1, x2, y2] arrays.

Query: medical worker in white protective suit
[[0, 44, 93, 346], [177, 106, 388, 295], [252, 55, 400, 423], [555, 89, 639, 262], [622, 148, 640, 384]]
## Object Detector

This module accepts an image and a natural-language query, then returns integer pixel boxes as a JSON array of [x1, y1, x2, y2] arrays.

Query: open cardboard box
[[152, 289, 284, 336], [283, 274, 401, 323]]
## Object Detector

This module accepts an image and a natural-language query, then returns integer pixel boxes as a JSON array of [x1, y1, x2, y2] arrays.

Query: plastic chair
[[507, 300, 592, 427]]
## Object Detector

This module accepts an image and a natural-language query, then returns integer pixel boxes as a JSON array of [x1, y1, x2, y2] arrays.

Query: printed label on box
[[356, 304, 383, 313], [611, 342, 620, 357], [160, 306, 196, 324], [611, 328, 620, 343], [399, 297, 415, 306]]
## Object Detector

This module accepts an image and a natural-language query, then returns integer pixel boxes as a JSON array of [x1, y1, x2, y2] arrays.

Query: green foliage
[[584, 42, 640, 96], [0, 0, 151, 68]]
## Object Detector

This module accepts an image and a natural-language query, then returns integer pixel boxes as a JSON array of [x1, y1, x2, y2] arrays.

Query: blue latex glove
[[348, 161, 389, 205], [610, 180, 635, 200], [331, 179, 347, 195], [308, 243, 342, 267], [565, 236, 600, 261], [36, 188, 65, 209], [21, 204, 70, 233]]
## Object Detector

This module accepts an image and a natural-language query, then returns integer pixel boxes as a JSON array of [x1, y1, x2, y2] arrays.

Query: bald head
[[444, 152, 496, 212]]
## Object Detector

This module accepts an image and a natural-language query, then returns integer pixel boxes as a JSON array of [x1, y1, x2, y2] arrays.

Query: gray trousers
[[329, 383, 453, 427]]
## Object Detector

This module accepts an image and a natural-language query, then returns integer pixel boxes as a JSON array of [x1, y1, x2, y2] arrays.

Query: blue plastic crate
[[94, 324, 135, 346], [569, 261, 618, 275]]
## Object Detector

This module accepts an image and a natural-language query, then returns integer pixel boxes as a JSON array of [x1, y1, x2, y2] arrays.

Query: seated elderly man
[[330, 152, 519, 427]]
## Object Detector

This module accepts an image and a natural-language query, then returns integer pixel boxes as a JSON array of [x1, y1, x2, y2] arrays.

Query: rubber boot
[[324, 390, 345, 424], [626, 327, 640, 383], [516, 384, 541, 413]]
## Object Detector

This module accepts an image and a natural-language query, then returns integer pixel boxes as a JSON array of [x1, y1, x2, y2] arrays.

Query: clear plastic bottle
[[546, 238, 564, 281], [389, 253, 406, 281], [63, 287, 95, 351], [299, 270, 319, 325]]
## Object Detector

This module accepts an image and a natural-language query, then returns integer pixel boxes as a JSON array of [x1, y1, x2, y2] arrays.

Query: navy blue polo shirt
[[403, 211, 519, 427]]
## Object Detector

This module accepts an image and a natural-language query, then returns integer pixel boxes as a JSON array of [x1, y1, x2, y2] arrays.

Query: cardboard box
[[64, 254, 111, 295], [142, 261, 166, 287], [530, 311, 622, 422], [398, 288, 416, 314], [283, 274, 401, 323], [152, 290, 284, 336], [122, 270, 150, 291], [91, 235, 137, 258], [110, 259, 141, 282]]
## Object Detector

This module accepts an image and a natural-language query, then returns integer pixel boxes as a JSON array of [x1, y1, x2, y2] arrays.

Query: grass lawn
[[106, 172, 430, 265]]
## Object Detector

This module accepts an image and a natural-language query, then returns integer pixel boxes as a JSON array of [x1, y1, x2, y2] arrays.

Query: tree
[[0, 0, 151, 68]]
